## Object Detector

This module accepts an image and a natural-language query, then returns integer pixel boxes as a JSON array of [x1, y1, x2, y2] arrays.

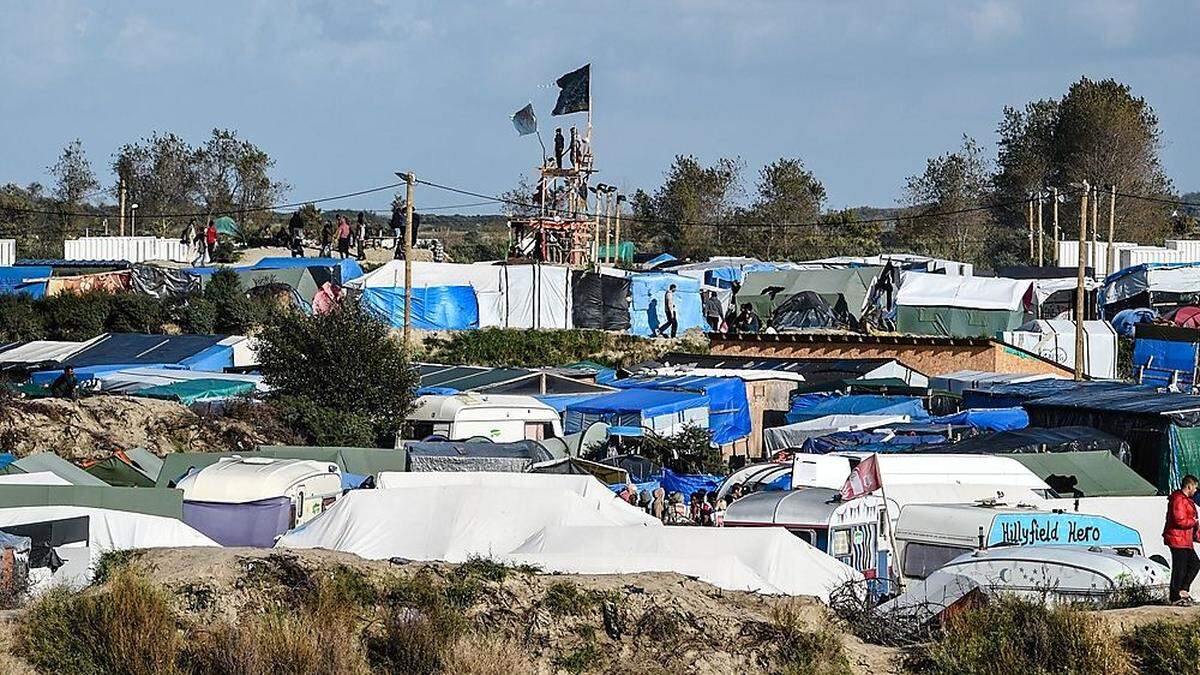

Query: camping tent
[[611, 376, 752, 445], [251, 256, 365, 285], [627, 272, 704, 337], [895, 272, 1033, 337], [504, 525, 861, 599], [276, 484, 658, 561], [1007, 451, 1156, 497], [739, 266, 890, 330], [563, 388, 710, 437]]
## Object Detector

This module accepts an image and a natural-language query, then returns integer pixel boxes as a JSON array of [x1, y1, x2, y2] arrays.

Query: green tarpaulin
[[155, 445, 409, 488], [894, 306, 1026, 338], [213, 216, 240, 238], [0, 485, 183, 519], [739, 267, 883, 321], [597, 242, 635, 264], [1008, 450, 1158, 497], [134, 378, 256, 405], [1, 453, 108, 486]]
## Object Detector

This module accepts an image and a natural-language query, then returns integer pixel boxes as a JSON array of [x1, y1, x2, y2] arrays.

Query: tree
[[499, 174, 539, 219], [112, 132, 200, 235], [256, 301, 418, 446], [633, 155, 744, 258], [747, 157, 826, 259], [896, 135, 995, 262], [48, 139, 99, 241], [195, 128, 287, 229]]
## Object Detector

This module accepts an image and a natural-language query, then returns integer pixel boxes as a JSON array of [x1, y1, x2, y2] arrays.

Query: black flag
[[552, 63, 590, 116]]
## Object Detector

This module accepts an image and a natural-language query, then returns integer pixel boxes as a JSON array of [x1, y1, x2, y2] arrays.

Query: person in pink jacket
[[1164, 474, 1200, 604]]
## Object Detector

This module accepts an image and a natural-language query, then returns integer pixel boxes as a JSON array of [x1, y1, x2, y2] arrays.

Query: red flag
[[840, 454, 882, 500]]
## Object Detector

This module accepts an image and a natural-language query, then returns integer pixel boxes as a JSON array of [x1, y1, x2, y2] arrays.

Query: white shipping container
[[1120, 246, 1181, 269], [1054, 240, 1136, 277], [0, 239, 14, 267], [1165, 240, 1200, 263], [63, 236, 192, 264]]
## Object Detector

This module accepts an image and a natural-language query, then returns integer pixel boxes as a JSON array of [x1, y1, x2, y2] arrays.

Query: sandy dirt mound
[[0, 395, 294, 459], [124, 547, 896, 674]]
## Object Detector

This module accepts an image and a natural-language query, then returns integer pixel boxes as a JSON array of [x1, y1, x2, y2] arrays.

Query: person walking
[[356, 211, 367, 260], [189, 219, 206, 267], [204, 219, 218, 264], [335, 215, 352, 259], [702, 289, 722, 332], [657, 284, 679, 338], [1164, 474, 1200, 605], [319, 219, 333, 258]]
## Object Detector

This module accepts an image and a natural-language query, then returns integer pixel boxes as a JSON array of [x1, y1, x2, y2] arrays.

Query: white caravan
[[401, 393, 563, 444], [176, 456, 342, 527]]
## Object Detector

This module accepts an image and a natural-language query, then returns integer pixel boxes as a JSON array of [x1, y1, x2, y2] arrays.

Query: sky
[[2, 0, 1198, 214]]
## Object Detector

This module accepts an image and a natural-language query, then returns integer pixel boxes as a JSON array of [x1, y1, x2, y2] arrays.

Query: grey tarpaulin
[[571, 271, 631, 331], [130, 266, 201, 299], [403, 440, 554, 473], [182, 497, 292, 547]]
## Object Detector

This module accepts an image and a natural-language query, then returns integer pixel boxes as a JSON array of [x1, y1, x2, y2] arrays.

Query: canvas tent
[[1103, 262, 1200, 315], [504, 525, 861, 599], [81, 449, 162, 488], [564, 388, 710, 438], [739, 266, 892, 330], [1007, 451, 1156, 497], [277, 484, 658, 561], [895, 272, 1033, 337]]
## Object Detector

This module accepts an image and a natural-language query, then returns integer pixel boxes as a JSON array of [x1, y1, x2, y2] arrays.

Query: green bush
[[105, 292, 166, 333], [204, 269, 268, 334], [1124, 618, 1200, 675], [38, 291, 112, 341], [367, 573, 468, 673], [257, 301, 418, 445], [770, 602, 852, 675], [912, 596, 1131, 675], [423, 328, 618, 368], [0, 294, 45, 342], [271, 395, 378, 447]]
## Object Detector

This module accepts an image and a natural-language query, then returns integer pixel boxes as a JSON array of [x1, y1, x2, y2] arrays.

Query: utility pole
[[604, 190, 615, 264], [1107, 185, 1117, 276], [402, 172, 415, 348], [614, 194, 625, 266], [1027, 195, 1034, 262], [1037, 192, 1044, 267], [1052, 187, 1060, 266], [1074, 181, 1089, 381], [118, 177, 127, 236], [1092, 186, 1100, 275]]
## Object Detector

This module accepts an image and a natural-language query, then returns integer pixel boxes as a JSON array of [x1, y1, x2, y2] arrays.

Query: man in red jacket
[[1164, 474, 1200, 604]]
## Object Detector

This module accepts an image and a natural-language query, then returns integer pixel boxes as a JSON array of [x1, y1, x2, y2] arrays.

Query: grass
[[1123, 618, 1200, 675], [911, 596, 1132, 675], [542, 580, 613, 618], [91, 548, 146, 585], [770, 601, 853, 675]]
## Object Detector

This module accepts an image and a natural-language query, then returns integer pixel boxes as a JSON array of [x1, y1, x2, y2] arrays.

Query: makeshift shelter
[[0, 484, 184, 519], [570, 270, 631, 330], [764, 414, 912, 453], [786, 394, 929, 425], [627, 272, 704, 337], [155, 446, 409, 488], [1103, 262, 1200, 316], [0, 453, 109, 486], [1002, 320, 1117, 379], [611, 376, 752, 446], [564, 388, 709, 438], [402, 440, 554, 473], [31, 333, 241, 384], [129, 265, 202, 299], [895, 272, 1033, 337], [906, 426, 1131, 463], [1132, 324, 1200, 389], [0, 266, 52, 298], [0, 340, 89, 374], [417, 363, 611, 396], [739, 266, 892, 330], [251, 256, 364, 285], [661, 257, 763, 289], [527, 457, 630, 484], [1007, 451, 1157, 497], [80, 449, 162, 487], [220, 267, 323, 312], [598, 454, 661, 483], [931, 370, 1066, 396], [94, 367, 264, 397], [959, 379, 1123, 409], [929, 407, 1029, 432], [277, 484, 658, 561], [134, 378, 257, 404], [505, 525, 861, 598], [1022, 385, 1200, 491]]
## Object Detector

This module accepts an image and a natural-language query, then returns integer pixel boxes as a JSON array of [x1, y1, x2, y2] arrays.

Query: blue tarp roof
[[565, 388, 709, 418], [31, 334, 233, 384], [786, 394, 930, 424], [644, 254, 677, 267], [0, 266, 52, 299], [612, 376, 752, 445], [251, 257, 365, 284], [536, 393, 604, 413], [930, 407, 1030, 431]]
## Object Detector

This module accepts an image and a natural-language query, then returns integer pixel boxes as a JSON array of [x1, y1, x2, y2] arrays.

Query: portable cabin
[[724, 488, 888, 580], [401, 393, 563, 443], [177, 457, 342, 545], [893, 503, 1143, 581]]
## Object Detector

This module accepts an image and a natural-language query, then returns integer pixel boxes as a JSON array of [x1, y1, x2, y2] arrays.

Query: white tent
[[1001, 320, 1117, 379], [0, 472, 72, 486], [503, 525, 861, 599], [1104, 262, 1200, 307], [763, 414, 910, 453], [897, 272, 1031, 310], [277, 485, 658, 561], [0, 505, 217, 588], [375, 471, 622, 503]]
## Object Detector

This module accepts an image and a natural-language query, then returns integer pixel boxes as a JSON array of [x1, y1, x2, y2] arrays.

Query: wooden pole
[[592, 192, 602, 269], [403, 172, 415, 348], [604, 193, 614, 265], [1052, 187, 1060, 266], [613, 196, 623, 266], [118, 177, 126, 237], [1075, 182, 1089, 381], [1107, 185, 1117, 275], [1027, 195, 1035, 262], [1037, 193, 1044, 267], [1091, 186, 1100, 275]]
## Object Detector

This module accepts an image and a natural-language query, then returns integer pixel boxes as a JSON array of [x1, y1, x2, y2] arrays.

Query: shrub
[[174, 295, 216, 334], [271, 394, 378, 447], [91, 549, 145, 585], [635, 424, 724, 474], [912, 596, 1132, 675], [542, 581, 612, 618], [1124, 618, 1200, 675], [441, 633, 534, 675], [256, 300, 418, 445], [37, 291, 112, 341], [185, 607, 368, 675], [0, 294, 45, 342], [204, 269, 267, 334], [770, 601, 852, 675], [105, 293, 166, 333], [17, 567, 181, 675]]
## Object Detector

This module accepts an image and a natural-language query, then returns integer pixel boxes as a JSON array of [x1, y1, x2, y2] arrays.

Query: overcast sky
[[2, 0, 1198, 213]]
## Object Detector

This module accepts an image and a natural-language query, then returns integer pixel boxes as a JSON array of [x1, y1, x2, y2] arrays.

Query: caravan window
[[787, 528, 817, 546], [524, 422, 556, 441], [831, 529, 851, 557], [403, 421, 436, 440], [902, 543, 971, 579]]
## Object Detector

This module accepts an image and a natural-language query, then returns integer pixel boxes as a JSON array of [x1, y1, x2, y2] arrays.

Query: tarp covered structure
[[739, 266, 890, 330], [277, 483, 658, 561], [251, 256, 365, 285], [0, 453, 109, 486], [505, 525, 861, 598], [129, 265, 201, 299], [929, 407, 1029, 431], [570, 270, 631, 331], [786, 394, 929, 425], [0, 266, 52, 298], [1007, 451, 1157, 497], [895, 272, 1033, 337], [183, 497, 293, 547], [764, 414, 912, 453], [611, 376, 752, 445], [1132, 324, 1200, 389], [403, 440, 554, 473], [1002, 320, 1117, 380], [93, 367, 264, 397], [1103, 262, 1200, 312], [0, 484, 184, 519], [564, 388, 710, 437], [31, 333, 239, 384], [627, 272, 704, 337]]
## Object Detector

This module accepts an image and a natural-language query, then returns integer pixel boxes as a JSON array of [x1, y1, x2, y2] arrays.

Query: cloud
[[967, 1, 1023, 43], [106, 15, 202, 68], [0, 0, 94, 82]]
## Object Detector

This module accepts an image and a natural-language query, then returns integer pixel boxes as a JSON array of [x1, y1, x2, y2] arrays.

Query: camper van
[[176, 457, 342, 528], [893, 502, 1144, 581], [400, 393, 563, 444], [724, 488, 889, 580]]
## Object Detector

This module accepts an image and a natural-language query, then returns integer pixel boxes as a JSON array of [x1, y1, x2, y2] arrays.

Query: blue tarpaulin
[[612, 376, 752, 445], [563, 388, 708, 434], [0, 453, 14, 470], [1133, 337, 1199, 388], [627, 273, 705, 337], [786, 394, 930, 424], [252, 256, 365, 284], [536, 393, 604, 413], [660, 468, 722, 503], [1112, 308, 1158, 337], [931, 407, 1030, 431], [644, 254, 676, 268], [803, 429, 950, 454], [0, 266, 52, 298], [359, 286, 479, 330]]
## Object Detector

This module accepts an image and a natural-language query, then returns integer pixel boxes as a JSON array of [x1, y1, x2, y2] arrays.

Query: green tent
[[0, 453, 109, 486], [81, 449, 162, 488], [227, 267, 322, 306], [895, 306, 1027, 338], [213, 216, 241, 238], [597, 242, 635, 264], [155, 445, 409, 488], [0, 484, 183, 519], [1008, 451, 1158, 497], [739, 267, 884, 322], [134, 378, 256, 405]]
